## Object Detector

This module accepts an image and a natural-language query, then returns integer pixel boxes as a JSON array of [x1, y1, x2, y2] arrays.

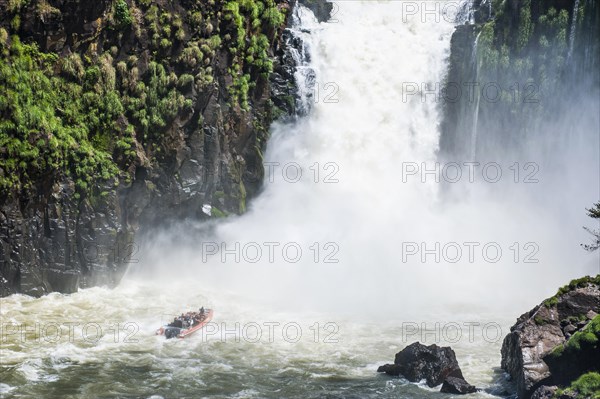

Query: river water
[[1, 1, 598, 398], [1, 281, 515, 398]]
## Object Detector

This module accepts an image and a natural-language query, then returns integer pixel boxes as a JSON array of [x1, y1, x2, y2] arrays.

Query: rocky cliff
[[0, 0, 309, 296], [500, 275, 600, 398], [440, 0, 600, 160]]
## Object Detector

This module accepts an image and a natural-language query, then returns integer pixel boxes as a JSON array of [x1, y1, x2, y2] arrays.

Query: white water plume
[[130, 1, 599, 318]]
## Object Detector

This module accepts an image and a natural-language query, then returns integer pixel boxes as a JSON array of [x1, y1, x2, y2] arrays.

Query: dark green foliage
[[0, 0, 289, 199], [555, 372, 600, 398], [114, 0, 133, 28], [588, 202, 600, 219], [543, 275, 600, 306], [0, 37, 119, 194], [474, 0, 573, 138], [222, 0, 286, 109], [583, 202, 600, 251], [546, 316, 600, 391]]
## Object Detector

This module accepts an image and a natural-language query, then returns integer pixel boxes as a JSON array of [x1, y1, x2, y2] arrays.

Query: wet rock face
[[530, 385, 558, 399], [0, 179, 132, 297], [377, 342, 468, 388], [298, 0, 332, 22], [16, 0, 113, 52], [500, 282, 600, 399], [0, 0, 304, 297], [440, 0, 600, 161]]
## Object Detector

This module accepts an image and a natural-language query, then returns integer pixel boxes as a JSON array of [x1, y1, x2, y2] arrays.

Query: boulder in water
[[500, 276, 600, 399], [377, 342, 471, 388]]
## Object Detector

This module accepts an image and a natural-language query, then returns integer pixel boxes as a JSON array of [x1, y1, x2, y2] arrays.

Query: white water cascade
[[567, 0, 581, 61], [469, 31, 482, 160], [140, 1, 598, 315]]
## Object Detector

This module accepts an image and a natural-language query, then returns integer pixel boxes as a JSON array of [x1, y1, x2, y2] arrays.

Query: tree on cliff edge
[[582, 202, 600, 252]]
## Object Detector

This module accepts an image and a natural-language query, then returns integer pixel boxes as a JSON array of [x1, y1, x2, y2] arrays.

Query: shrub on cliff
[[544, 315, 600, 387], [555, 372, 600, 399], [114, 0, 133, 28], [544, 275, 600, 307], [0, 36, 120, 196]]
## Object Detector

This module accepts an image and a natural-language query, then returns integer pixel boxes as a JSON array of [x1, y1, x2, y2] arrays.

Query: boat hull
[[156, 309, 213, 339]]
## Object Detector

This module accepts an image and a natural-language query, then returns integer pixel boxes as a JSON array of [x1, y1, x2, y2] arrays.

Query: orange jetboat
[[156, 308, 214, 339]]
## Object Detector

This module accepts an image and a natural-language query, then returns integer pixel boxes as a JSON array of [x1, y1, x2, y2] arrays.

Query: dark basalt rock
[[377, 364, 402, 375], [298, 0, 333, 23], [530, 385, 558, 399], [377, 342, 469, 388], [440, 376, 477, 394]]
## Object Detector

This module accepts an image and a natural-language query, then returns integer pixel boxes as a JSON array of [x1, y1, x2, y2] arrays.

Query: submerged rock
[[440, 376, 478, 394], [377, 342, 475, 390]]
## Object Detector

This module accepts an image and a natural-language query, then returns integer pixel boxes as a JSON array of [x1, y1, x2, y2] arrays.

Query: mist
[[125, 2, 599, 320]]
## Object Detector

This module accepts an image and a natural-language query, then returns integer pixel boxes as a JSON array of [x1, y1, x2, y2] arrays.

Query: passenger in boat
[[172, 317, 183, 328]]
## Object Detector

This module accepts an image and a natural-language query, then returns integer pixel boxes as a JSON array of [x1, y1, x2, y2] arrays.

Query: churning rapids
[[1, 2, 598, 398]]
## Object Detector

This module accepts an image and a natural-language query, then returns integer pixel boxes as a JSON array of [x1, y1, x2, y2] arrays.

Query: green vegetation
[[555, 372, 600, 398], [543, 275, 600, 307], [474, 0, 572, 136], [222, 0, 286, 109], [547, 315, 600, 363], [583, 202, 600, 251], [0, 0, 289, 206], [114, 0, 133, 28], [546, 316, 600, 395], [211, 206, 228, 218], [0, 36, 120, 194]]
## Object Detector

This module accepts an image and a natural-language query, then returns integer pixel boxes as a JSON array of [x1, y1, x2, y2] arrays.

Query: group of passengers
[[169, 307, 207, 329]]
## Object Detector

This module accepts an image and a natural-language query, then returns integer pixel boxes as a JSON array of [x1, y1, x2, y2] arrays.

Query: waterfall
[[469, 31, 482, 159], [455, 0, 476, 24], [285, 5, 318, 115], [567, 0, 580, 62], [141, 0, 597, 314]]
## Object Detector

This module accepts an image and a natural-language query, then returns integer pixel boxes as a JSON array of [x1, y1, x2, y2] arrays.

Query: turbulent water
[[1, 1, 599, 398], [2, 283, 514, 398]]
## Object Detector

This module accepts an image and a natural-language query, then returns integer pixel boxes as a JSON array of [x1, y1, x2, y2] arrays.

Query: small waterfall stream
[[469, 31, 482, 159], [567, 0, 581, 61]]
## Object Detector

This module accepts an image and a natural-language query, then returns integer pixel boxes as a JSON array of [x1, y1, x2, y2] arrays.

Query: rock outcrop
[[0, 0, 330, 296], [298, 0, 332, 23], [500, 276, 600, 398], [530, 385, 558, 399], [378, 342, 476, 394], [440, 0, 600, 160]]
